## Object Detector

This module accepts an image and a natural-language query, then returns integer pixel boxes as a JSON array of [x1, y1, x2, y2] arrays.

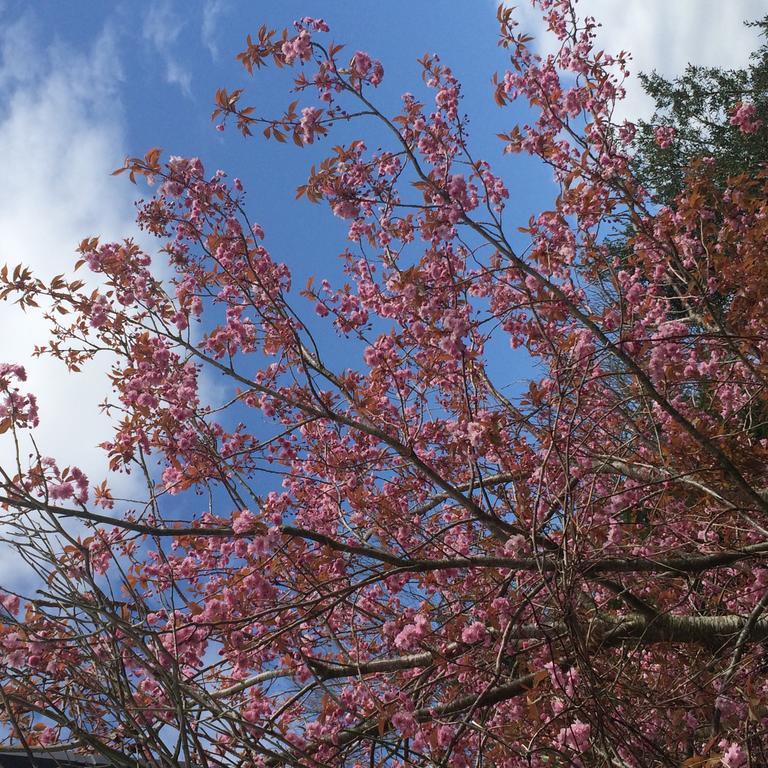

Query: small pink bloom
[[299, 106, 324, 144], [618, 120, 636, 143], [729, 101, 762, 134], [461, 621, 488, 644], [654, 125, 675, 149], [558, 719, 591, 753], [0, 593, 20, 615], [391, 709, 417, 737], [38, 727, 58, 746], [49, 482, 74, 501], [232, 510, 258, 535], [394, 614, 428, 650], [719, 740, 746, 768], [351, 51, 372, 77], [282, 30, 312, 64], [625, 282, 644, 306], [300, 17, 329, 32]]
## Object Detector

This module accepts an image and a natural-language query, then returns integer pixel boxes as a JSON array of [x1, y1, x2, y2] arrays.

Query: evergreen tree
[[631, 16, 768, 202]]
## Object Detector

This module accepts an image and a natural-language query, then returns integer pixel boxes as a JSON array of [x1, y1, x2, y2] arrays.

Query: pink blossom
[[504, 535, 527, 555], [88, 533, 115, 575], [0, 363, 26, 383], [282, 30, 312, 64], [618, 120, 636, 143], [558, 719, 591, 753], [0, 593, 20, 615], [332, 199, 360, 219], [232, 510, 259, 535], [351, 51, 372, 77], [435, 725, 454, 748], [368, 61, 384, 86], [466, 420, 484, 448], [299, 106, 324, 144], [719, 740, 746, 768], [394, 614, 428, 650], [653, 125, 675, 149], [461, 621, 488, 644], [625, 282, 644, 306], [38, 727, 58, 746], [89, 294, 110, 328], [729, 101, 762, 134], [161, 466, 184, 493], [0, 367, 39, 429], [300, 17, 329, 32], [391, 709, 417, 737], [49, 482, 74, 501], [563, 88, 582, 117]]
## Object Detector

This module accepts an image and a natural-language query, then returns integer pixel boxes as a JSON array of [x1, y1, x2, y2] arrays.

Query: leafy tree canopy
[[1, 4, 768, 767], [632, 16, 768, 201]]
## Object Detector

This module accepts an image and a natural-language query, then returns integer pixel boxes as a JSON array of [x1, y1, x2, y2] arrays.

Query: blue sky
[[0, 0, 765, 575]]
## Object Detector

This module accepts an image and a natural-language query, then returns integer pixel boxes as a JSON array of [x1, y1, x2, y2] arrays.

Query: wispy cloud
[[202, 0, 229, 60], [507, 0, 766, 121], [0, 13, 143, 553], [142, 0, 192, 96]]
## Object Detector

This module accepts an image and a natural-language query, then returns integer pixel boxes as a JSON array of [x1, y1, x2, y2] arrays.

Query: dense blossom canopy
[[1, 2, 768, 766]]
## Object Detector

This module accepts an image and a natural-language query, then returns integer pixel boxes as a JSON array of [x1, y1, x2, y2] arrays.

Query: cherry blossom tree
[[2, 2, 768, 766]]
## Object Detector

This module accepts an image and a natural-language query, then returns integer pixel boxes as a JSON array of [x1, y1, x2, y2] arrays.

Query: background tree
[[631, 16, 768, 203], [611, 16, 768, 439], [0, 3, 767, 767]]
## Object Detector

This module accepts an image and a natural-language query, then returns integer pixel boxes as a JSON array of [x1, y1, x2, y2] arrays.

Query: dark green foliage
[[630, 16, 768, 203]]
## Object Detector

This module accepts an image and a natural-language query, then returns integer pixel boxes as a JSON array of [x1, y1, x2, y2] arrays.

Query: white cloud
[[202, 0, 229, 60], [509, 0, 765, 121], [0, 15, 143, 566], [0, 10, 224, 594], [143, 0, 192, 96]]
